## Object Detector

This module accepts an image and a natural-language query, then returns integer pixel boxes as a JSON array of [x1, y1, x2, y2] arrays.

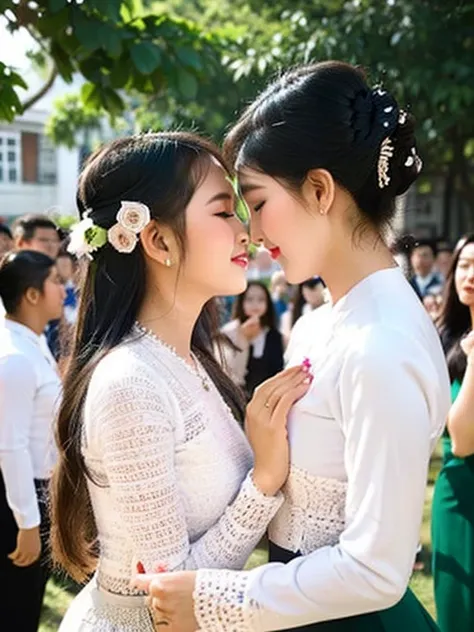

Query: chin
[[219, 277, 248, 297], [282, 263, 315, 286]]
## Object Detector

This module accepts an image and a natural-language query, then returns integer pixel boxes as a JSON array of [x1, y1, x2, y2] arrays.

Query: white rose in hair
[[107, 224, 138, 254], [116, 201, 151, 233]]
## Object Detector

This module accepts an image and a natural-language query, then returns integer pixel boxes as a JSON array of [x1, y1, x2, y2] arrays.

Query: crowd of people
[[0, 60, 473, 632]]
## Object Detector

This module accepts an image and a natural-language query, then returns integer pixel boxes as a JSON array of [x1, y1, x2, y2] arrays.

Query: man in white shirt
[[409, 239, 444, 299], [0, 250, 63, 631]]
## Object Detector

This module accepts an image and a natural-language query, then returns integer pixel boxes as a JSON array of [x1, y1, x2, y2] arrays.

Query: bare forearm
[[448, 357, 474, 457]]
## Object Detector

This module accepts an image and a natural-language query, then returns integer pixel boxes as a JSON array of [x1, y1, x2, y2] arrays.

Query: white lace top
[[81, 327, 282, 596], [194, 268, 451, 631]]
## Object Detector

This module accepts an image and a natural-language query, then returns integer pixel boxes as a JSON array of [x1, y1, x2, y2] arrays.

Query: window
[[0, 131, 57, 185], [0, 132, 21, 183], [38, 134, 57, 185]]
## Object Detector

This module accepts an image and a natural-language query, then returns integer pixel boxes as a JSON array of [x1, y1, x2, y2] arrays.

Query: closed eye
[[254, 201, 265, 212], [215, 211, 235, 219]]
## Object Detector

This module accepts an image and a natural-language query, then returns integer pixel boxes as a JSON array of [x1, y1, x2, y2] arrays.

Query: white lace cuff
[[194, 568, 260, 631], [233, 470, 283, 531]]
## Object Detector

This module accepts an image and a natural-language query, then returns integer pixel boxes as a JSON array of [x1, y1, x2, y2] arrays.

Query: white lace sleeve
[[87, 364, 282, 575]]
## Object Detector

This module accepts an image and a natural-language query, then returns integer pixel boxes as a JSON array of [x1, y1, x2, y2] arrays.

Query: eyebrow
[[206, 192, 232, 205], [239, 183, 265, 195]]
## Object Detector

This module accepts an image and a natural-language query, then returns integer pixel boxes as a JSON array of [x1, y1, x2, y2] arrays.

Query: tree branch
[[21, 65, 59, 112]]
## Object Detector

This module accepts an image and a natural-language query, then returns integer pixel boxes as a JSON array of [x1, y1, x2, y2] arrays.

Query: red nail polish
[[154, 564, 167, 573], [302, 357, 312, 368], [136, 561, 146, 574]]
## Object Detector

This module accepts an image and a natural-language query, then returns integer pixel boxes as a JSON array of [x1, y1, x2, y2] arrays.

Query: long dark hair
[[50, 132, 246, 583], [224, 61, 420, 233], [232, 280, 277, 329], [437, 234, 474, 383]]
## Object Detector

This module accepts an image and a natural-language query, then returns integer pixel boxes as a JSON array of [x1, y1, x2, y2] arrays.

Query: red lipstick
[[231, 253, 249, 268]]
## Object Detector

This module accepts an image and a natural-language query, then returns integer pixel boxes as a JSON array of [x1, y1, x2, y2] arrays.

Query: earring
[[165, 258, 172, 267]]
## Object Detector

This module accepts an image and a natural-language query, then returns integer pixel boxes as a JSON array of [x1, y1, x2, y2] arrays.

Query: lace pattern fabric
[[194, 569, 259, 632], [268, 466, 347, 554], [58, 578, 155, 632], [62, 329, 282, 628]]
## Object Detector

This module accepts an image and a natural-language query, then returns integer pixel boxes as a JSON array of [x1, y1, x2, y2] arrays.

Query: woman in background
[[280, 276, 327, 343], [432, 233, 474, 632], [221, 280, 284, 397]]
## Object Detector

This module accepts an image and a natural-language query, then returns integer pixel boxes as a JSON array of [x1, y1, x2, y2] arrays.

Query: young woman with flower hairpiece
[[50, 132, 312, 631], [134, 62, 450, 631]]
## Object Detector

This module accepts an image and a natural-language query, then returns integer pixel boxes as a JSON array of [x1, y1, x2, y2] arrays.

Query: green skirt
[[269, 543, 439, 631], [286, 589, 438, 631], [432, 436, 474, 632]]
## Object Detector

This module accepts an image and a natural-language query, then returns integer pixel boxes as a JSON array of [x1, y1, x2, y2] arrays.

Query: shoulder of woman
[[87, 343, 172, 404]]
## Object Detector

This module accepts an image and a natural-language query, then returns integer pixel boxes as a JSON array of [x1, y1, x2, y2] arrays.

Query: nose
[[235, 222, 250, 249], [249, 213, 265, 247]]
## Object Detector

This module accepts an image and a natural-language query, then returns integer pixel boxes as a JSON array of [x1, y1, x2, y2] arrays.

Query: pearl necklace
[[134, 322, 211, 392]]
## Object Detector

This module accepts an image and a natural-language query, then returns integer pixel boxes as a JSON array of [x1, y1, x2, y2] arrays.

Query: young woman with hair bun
[[137, 62, 450, 632]]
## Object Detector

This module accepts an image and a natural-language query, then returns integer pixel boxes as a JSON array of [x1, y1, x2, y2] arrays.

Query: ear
[[25, 287, 40, 306], [303, 168, 335, 216], [140, 220, 178, 267]]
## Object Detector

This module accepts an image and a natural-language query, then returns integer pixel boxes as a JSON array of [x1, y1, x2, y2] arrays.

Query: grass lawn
[[39, 452, 441, 631]]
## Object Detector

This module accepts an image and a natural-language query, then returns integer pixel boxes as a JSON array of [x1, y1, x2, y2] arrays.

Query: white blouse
[[82, 327, 282, 596], [194, 267, 451, 631], [0, 320, 61, 529]]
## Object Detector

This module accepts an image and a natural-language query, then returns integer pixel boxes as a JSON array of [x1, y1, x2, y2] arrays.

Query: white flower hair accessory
[[67, 214, 107, 259], [115, 201, 151, 233], [108, 201, 151, 254], [377, 137, 395, 189], [67, 201, 151, 258]]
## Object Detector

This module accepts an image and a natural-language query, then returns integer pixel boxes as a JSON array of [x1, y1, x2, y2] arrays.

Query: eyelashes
[[215, 211, 235, 219], [254, 201, 265, 212]]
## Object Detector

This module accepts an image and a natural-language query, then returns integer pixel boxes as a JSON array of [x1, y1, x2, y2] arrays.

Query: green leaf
[[131, 42, 162, 74], [175, 46, 203, 71], [74, 12, 104, 51], [8, 70, 28, 90], [85, 226, 107, 249], [177, 68, 198, 99], [80, 83, 103, 110], [86, 0, 122, 22], [109, 62, 131, 89], [48, 0, 66, 13], [50, 43, 74, 82], [226, 176, 250, 225], [102, 27, 123, 58], [37, 9, 70, 38], [102, 88, 125, 116]]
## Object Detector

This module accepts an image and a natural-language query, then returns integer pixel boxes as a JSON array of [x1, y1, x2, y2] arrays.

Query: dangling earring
[[165, 258, 172, 267]]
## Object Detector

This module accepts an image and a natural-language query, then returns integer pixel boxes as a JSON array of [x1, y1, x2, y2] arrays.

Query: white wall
[[56, 145, 80, 217], [0, 182, 58, 217]]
